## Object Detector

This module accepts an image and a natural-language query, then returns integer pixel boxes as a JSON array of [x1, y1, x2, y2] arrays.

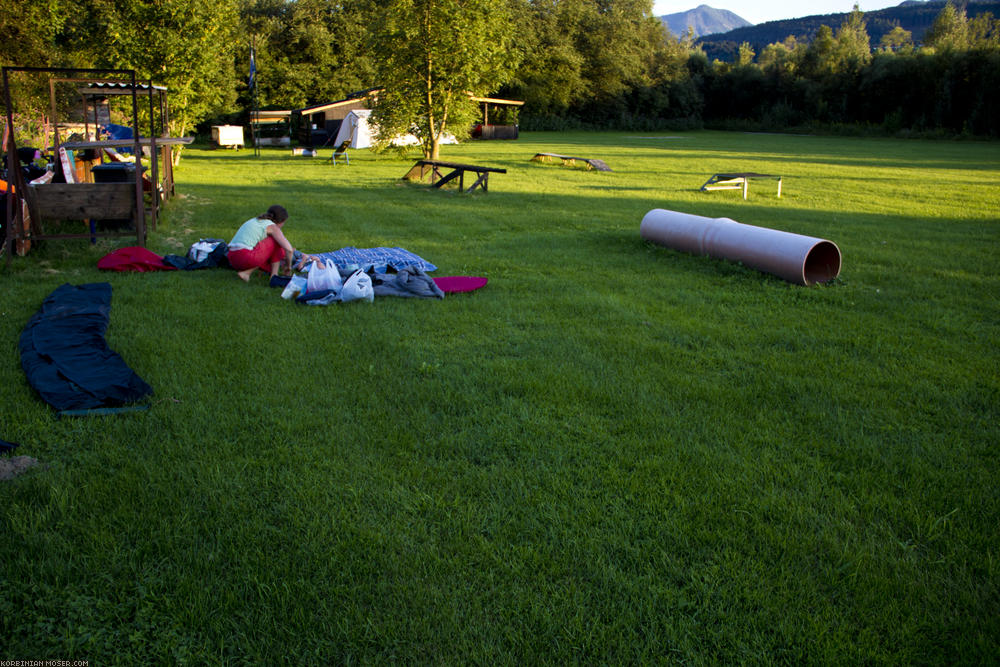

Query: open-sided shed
[[471, 96, 523, 139], [294, 90, 376, 147], [251, 109, 292, 146]]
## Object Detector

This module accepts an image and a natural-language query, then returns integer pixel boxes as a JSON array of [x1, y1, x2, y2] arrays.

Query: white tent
[[333, 109, 457, 149], [333, 109, 374, 148]]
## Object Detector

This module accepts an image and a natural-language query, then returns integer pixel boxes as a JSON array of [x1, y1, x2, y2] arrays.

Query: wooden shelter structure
[[71, 79, 183, 206], [2, 66, 191, 263], [251, 110, 292, 146], [470, 96, 523, 140], [77, 81, 169, 142]]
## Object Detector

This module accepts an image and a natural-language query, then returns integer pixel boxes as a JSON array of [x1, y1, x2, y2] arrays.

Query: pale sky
[[651, 1, 906, 25]]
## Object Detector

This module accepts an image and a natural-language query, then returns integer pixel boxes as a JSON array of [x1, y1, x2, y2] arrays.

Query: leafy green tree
[[878, 25, 914, 54], [0, 0, 77, 137], [239, 0, 376, 110], [834, 4, 871, 70], [507, 0, 588, 115], [85, 0, 241, 156], [968, 12, 1000, 50], [369, 0, 519, 159], [0, 1, 65, 69], [759, 36, 803, 76], [800, 24, 837, 79], [509, 0, 671, 122], [923, 2, 969, 53], [736, 42, 755, 67], [618, 26, 703, 129], [573, 0, 666, 102]]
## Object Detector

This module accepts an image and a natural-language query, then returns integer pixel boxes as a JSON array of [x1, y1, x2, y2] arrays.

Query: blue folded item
[[315, 247, 437, 273], [295, 289, 339, 305], [102, 124, 136, 153], [19, 283, 153, 411], [103, 123, 134, 140]]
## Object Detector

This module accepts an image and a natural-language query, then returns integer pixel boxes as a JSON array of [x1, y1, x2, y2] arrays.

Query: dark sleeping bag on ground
[[19, 283, 153, 411]]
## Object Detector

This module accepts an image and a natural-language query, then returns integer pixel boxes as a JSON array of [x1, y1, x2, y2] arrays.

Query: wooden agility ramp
[[531, 152, 612, 172]]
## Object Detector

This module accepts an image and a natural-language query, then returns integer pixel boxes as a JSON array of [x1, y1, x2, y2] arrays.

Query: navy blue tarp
[[19, 283, 153, 411]]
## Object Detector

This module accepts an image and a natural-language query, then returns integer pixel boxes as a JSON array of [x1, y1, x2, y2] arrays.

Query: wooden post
[[3, 67, 16, 263], [48, 77, 60, 159]]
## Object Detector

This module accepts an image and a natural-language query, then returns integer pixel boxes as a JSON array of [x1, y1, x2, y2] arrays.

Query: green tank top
[[229, 217, 274, 250]]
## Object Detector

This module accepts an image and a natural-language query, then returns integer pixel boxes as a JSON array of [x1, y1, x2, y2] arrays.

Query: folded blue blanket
[[315, 247, 437, 273]]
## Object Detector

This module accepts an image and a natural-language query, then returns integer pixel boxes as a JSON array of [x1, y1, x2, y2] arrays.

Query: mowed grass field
[[1, 131, 998, 663]]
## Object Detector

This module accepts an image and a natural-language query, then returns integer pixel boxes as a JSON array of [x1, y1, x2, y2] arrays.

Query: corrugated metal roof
[[79, 82, 168, 95]]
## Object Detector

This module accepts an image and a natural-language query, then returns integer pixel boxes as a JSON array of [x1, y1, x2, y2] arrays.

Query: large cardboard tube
[[640, 209, 841, 285]]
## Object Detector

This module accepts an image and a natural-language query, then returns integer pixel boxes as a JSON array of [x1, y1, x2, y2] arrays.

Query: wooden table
[[404, 159, 507, 193], [701, 172, 782, 199]]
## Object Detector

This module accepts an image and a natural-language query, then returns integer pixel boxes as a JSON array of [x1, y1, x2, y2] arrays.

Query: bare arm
[[266, 224, 296, 270]]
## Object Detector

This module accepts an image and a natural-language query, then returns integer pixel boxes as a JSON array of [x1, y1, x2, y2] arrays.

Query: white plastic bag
[[189, 240, 220, 263], [280, 274, 308, 300], [339, 269, 374, 303], [306, 259, 342, 293]]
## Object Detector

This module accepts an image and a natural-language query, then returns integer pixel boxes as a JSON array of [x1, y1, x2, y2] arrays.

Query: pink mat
[[432, 276, 488, 293]]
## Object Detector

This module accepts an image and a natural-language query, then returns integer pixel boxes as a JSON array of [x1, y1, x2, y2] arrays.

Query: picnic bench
[[403, 159, 506, 193], [701, 172, 782, 199], [531, 153, 612, 172]]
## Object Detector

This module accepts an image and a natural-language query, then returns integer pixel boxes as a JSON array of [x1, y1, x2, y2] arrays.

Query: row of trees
[[2, 0, 998, 157], [651, 4, 1000, 137]]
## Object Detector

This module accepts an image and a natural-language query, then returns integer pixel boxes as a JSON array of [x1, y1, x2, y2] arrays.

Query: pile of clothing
[[97, 243, 482, 307], [279, 259, 444, 305]]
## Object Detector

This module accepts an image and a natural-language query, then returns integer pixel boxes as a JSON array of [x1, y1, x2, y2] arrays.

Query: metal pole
[[251, 39, 260, 157], [129, 69, 145, 245], [148, 81, 159, 228]]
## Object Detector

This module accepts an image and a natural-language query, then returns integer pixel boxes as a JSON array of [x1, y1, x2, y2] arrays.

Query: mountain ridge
[[693, 0, 1000, 61], [659, 4, 752, 39]]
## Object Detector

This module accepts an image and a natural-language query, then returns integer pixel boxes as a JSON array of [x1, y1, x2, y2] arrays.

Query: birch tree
[[369, 0, 518, 159]]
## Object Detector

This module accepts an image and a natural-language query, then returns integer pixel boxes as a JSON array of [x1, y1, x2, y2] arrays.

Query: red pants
[[227, 237, 285, 273]]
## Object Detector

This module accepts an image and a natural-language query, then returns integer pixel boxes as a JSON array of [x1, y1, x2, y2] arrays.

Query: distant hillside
[[697, 0, 1000, 62], [660, 4, 752, 39]]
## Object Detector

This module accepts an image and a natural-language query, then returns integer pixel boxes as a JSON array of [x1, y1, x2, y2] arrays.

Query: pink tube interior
[[803, 240, 842, 285]]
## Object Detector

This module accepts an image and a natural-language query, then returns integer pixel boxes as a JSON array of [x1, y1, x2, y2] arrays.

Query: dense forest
[[696, 0, 1000, 61], [2, 0, 998, 140]]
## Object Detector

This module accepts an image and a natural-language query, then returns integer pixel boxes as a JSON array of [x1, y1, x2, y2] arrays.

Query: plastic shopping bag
[[280, 274, 308, 300], [306, 259, 342, 294], [340, 269, 374, 303]]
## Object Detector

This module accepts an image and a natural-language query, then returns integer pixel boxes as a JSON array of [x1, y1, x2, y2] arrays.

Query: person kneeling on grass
[[226, 204, 300, 282]]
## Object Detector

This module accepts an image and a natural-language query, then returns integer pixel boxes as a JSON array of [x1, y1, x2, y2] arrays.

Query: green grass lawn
[[1, 131, 998, 663]]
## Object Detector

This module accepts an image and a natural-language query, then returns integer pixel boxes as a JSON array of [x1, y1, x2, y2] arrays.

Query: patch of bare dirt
[[0, 456, 39, 481]]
